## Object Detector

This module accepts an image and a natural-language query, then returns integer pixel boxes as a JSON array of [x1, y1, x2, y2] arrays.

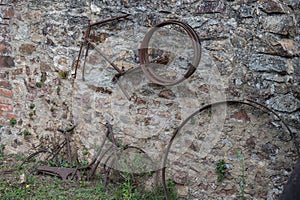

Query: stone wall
[[0, 0, 300, 198], [0, 0, 16, 124]]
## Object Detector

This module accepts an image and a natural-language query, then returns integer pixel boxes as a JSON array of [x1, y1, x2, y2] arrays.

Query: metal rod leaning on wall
[[74, 14, 130, 79], [75, 16, 201, 87], [161, 99, 298, 200]]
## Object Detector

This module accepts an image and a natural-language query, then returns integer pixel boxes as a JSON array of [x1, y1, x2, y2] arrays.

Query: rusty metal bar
[[161, 99, 298, 200]]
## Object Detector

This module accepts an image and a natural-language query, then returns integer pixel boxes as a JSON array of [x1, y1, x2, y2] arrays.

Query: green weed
[[23, 129, 31, 136], [10, 118, 17, 127], [216, 159, 227, 182], [29, 103, 35, 109], [236, 151, 245, 200]]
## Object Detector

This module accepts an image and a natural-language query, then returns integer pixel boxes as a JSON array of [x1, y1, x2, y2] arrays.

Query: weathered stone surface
[[231, 35, 247, 48], [0, 81, 11, 89], [239, 4, 254, 18], [195, 0, 226, 14], [258, 0, 291, 14], [19, 44, 36, 55], [0, 5, 14, 19], [270, 94, 300, 113], [0, 56, 14, 67], [293, 57, 300, 82], [68, 16, 89, 25], [230, 109, 250, 122], [0, 41, 10, 53], [249, 54, 289, 74], [260, 15, 297, 37], [158, 89, 176, 99], [285, 0, 300, 9], [254, 35, 299, 57], [292, 85, 300, 100], [0, 1, 299, 199], [280, 158, 300, 199], [196, 20, 229, 40]]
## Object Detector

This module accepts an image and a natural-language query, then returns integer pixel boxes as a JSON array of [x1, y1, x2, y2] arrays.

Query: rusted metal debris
[[161, 99, 299, 200], [15, 15, 298, 200], [35, 166, 81, 181], [74, 14, 201, 88], [21, 100, 298, 199], [139, 20, 201, 86]]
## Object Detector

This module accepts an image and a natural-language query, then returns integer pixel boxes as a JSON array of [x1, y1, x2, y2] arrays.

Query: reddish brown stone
[[158, 89, 176, 99], [0, 6, 14, 18], [0, 96, 12, 104], [0, 72, 7, 79], [19, 44, 36, 55], [0, 42, 7, 53], [0, 80, 11, 89], [199, 84, 209, 93], [231, 109, 250, 122], [6, 113, 17, 119], [198, 183, 209, 190], [58, 57, 67, 65], [0, 26, 7, 34], [173, 171, 188, 184], [175, 113, 181, 120], [134, 96, 147, 104], [0, 104, 12, 112], [0, 88, 13, 97], [226, 189, 236, 196], [0, 56, 15, 67], [11, 68, 23, 75], [25, 66, 30, 76]]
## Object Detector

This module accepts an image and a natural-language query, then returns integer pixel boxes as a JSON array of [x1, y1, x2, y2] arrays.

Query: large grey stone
[[294, 59, 300, 73], [258, 0, 291, 14], [249, 54, 290, 74], [254, 34, 299, 57], [239, 4, 254, 18], [195, 0, 226, 14], [270, 94, 300, 113], [260, 15, 297, 37]]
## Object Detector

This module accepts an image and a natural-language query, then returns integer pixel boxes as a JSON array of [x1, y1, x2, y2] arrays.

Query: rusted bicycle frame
[[162, 99, 299, 200], [74, 14, 201, 92], [74, 14, 130, 81], [15, 15, 298, 200]]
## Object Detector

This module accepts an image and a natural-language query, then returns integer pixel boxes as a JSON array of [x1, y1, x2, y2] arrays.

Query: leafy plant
[[10, 118, 17, 127], [29, 103, 35, 109], [36, 82, 42, 88], [0, 144, 5, 157], [0, 154, 178, 200], [82, 149, 89, 156], [56, 87, 61, 95], [58, 71, 68, 79], [23, 129, 31, 136], [216, 159, 227, 182]]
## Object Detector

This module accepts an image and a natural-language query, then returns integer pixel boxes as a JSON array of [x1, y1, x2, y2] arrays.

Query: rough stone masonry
[[0, 0, 299, 198]]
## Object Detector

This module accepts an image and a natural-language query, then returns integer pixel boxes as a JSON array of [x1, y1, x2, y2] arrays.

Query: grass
[[236, 151, 245, 200], [216, 159, 227, 182], [0, 154, 178, 200]]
